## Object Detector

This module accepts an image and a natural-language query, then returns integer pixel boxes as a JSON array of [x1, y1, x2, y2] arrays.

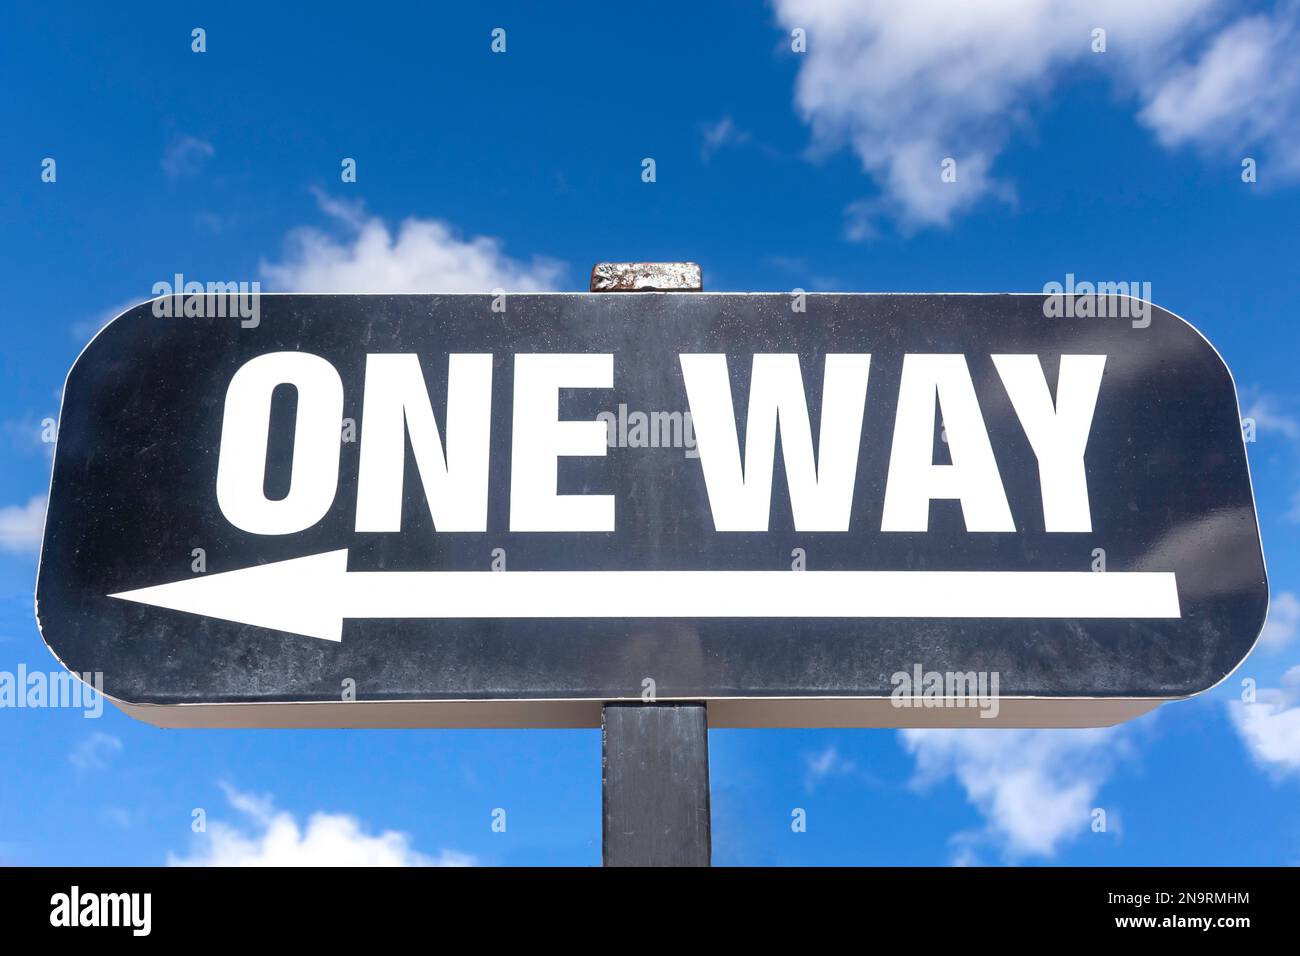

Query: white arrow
[[108, 549, 1181, 642]]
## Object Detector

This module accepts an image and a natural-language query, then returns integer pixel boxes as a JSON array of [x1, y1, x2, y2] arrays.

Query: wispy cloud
[[699, 116, 752, 162], [101, 807, 138, 829], [1260, 592, 1300, 652], [803, 744, 856, 792], [763, 254, 843, 292], [1, 415, 56, 463], [1140, 4, 1300, 178], [71, 297, 145, 343], [0, 495, 46, 555], [1240, 390, 1300, 524], [1243, 391, 1300, 441], [161, 135, 214, 180], [69, 732, 122, 772]]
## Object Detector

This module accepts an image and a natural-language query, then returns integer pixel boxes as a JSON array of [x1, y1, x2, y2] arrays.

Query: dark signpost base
[[601, 703, 711, 867]]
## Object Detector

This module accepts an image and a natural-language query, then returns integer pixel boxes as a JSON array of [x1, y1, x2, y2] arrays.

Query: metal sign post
[[590, 264, 710, 867], [602, 702, 711, 866]]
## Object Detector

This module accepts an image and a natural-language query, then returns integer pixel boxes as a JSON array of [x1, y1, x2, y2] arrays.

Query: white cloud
[[0, 495, 45, 555], [700, 116, 752, 162], [900, 727, 1128, 861], [161, 135, 214, 180], [1260, 592, 1300, 651], [101, 807, 137, 829], [161, 135, 214, 179], [1139, 4, 1300, 177], [773, 1, 1300, 231], [764, 255, 843, 291], [948, 835, 983, 867], [1242, 391, 1300, 526], [69, 732, 122, 772], [74, 196, 566, 341], [1243, 392, 1300, 441], [1229, 665, 1300, 777], [169, 784, 475, 867], [261, 191, 567, 293], [804, 744, 856, 791], [1, 416, 56, 463]]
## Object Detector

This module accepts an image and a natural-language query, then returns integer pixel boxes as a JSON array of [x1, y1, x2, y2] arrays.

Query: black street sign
[[35, 293, 1268, 727]]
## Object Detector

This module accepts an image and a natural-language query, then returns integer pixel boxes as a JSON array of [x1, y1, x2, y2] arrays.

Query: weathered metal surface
[[590, 261, 702, 292], [602, 703, 710, 867], [35, 293, 1267, 728]]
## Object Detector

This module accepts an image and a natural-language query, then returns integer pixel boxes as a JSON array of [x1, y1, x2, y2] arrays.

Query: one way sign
[[35, 292, 1268, 728]]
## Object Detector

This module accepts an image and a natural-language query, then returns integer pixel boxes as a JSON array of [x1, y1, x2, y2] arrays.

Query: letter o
[[216, 352, 343, 534]]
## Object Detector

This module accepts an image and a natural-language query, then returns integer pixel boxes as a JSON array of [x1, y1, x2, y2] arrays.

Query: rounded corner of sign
[[1204, 610, 1274, 699], [71, 299, 156, 360], [1175, 655, 1260, 703], [1148, 301, 1235, 365], [1252, 573, 1272, 633], [32, 598, 65, 664], [32, 602, 48, 641], [112, 699, 171, 727], [106, 298, 156, 328]]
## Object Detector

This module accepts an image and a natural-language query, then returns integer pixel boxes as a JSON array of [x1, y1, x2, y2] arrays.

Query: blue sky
[[3, 1, 1300, 865]]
